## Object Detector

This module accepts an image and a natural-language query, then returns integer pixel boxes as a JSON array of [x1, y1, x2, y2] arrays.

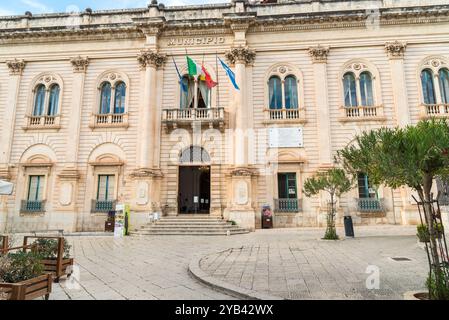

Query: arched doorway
[[178, 146, 211, 214]]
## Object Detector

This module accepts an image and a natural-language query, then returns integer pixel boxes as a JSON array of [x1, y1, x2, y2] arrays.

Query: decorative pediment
[[420, 56, 449, 73], [89, 154, 124, 166], [230, 166, 258, 177]]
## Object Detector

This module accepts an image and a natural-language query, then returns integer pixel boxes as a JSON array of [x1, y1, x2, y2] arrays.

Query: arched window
[[33, 84, 46, 116], [359, 72, 374, 106], [421, 69, 436, 105], [343, 72, 357, 107], [180, 146, 211, 163], [284, 75, 298, 109], [114, 82, 126, 114], [99, 82, 112, 114], [439, 68, 449, 104], [269, 76, 282, 109], [47, 84, 60, 116]]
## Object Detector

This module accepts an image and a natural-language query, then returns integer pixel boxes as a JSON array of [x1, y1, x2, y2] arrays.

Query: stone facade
[[0, 0, 448, 232]]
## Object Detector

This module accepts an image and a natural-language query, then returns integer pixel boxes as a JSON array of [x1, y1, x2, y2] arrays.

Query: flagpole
[[216, 51, 220, 109]]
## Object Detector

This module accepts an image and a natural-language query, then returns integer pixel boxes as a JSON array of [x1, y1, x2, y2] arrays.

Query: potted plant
[[29, 237, 74, 283], [417, 223, 444, 243], [0, 251, 52, 300]]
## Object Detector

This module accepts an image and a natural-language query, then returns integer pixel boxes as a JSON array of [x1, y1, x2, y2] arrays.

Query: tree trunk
[[420, 175, 444, 299]]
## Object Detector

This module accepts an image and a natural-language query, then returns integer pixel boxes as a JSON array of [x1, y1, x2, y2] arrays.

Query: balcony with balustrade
[[274, 198, 301, 213], [162, 107, 225, 132], [339, 105, 386, 122], [23, 115, 61, 130], [89, 113, 129, 129], [20, 200, 46, 214], [263, 108, 306, 124], [419, 104, 449, 119]]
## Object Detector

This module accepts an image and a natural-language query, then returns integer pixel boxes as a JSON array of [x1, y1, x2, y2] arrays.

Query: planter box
[[0, 273, 53, 300], [41, 258, 74, 282]]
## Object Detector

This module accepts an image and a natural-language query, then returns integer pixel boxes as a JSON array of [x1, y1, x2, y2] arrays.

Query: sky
[[0, 0, 228, 16]]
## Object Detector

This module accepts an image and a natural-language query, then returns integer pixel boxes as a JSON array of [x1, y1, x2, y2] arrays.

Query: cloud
[[21, 0, 53, 13]]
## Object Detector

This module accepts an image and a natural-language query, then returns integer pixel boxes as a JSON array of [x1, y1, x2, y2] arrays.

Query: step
[[130, 230, 249, 236], [141, 228, 248, 233]]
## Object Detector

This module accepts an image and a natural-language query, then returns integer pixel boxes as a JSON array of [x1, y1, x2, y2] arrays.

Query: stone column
[[309, 46, 333, 169], [132, 50, 166, 218], [224, 46, 257, 231], [58, 57, 89, 230], [0, 59, 26, 179], [385, 41, 410, 127], [0, 59, 25, 233]]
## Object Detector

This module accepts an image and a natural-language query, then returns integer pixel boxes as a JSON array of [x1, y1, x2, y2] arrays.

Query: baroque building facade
[[0, 0, 448, 232]]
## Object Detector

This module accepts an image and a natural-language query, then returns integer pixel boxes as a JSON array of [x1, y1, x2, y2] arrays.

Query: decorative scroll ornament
[[6, 59, 26, 75], [384, 41, 407, 59], [137, 50, 167, 69], [308, 46, 329, 63], [230, 166, 258, 177], [70, 56, 89, 73], [225, 46, 256, 66]]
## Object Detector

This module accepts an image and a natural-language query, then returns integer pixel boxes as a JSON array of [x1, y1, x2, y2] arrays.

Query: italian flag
[[187, 56, 204, 78]]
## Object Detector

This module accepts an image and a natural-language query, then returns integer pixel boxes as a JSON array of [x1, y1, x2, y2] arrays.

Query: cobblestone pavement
[[48, 226, 428, 300]]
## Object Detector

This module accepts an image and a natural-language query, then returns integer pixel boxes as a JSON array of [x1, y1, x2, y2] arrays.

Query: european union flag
[[218, 57, 239, 90], [173, 56, 188, 93]]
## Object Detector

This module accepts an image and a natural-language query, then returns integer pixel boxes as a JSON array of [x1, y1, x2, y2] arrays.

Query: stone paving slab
[[45, 226, 428, 300]]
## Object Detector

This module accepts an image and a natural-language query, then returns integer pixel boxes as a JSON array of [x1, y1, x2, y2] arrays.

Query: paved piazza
[[50, 226, 428, 300]]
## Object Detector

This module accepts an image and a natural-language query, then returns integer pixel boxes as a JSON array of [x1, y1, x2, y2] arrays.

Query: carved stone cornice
[[6, 59, 26, 76], [308, 46, 330, 63], [70, 56, 89, 73], [385, 41, 407, 59], [137, 49, 167, 69], [133, 17, 166, 36], [130, 168, 163, 178], [225, 46, 256, 66], [58, 169, 80, 180]]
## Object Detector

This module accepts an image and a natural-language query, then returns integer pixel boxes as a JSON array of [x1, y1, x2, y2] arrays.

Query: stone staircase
[[131, 215, 249, 236]]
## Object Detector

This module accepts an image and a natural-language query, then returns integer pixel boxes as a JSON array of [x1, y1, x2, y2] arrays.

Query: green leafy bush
[[32, 238, 71, 259], [417, 223, 444, 243], [427, 263, 449, 300], [0, 251, 44, 283]]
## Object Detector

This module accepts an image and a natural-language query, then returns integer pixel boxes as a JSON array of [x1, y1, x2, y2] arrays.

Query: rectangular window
[[97, 175, 115, 201], [278, 173, 297, 199], [27, 175, 44, 201], [357, 173, 376, 199]]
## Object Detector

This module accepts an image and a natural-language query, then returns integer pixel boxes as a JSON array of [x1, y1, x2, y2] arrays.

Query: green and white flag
[[186, 55, 203, 78]]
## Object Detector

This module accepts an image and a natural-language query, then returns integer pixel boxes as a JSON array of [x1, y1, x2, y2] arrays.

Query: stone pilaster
[[132, 49, 166, 215], [308, 46, 333, 168], [1, 59, 26, 176], [385, 41, 410, 127], [223, 45, 257, 230]]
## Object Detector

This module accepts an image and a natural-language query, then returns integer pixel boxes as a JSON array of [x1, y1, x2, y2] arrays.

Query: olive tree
[[303, 168, 352, 240], [337, 118, 449, 299]]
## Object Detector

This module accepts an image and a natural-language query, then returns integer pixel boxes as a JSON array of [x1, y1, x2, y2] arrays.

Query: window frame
[[339, 60, 381, 108], [417, 56, 449, 106], [28, 73, 63, 118], [265, 63, 303, 111], [94, 71, 130, 116]]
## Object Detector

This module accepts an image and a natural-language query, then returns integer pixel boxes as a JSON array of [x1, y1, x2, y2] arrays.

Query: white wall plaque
[[235, 180, 249, 205], [59, 183, 72, 206], [269, 128, 303, 148], [136, 181, 149, 205]]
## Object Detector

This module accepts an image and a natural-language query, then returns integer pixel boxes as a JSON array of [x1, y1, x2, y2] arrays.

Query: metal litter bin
[[344, 215, 354, 237]]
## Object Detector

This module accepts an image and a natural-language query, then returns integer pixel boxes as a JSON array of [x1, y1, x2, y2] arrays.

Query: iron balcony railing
[[20, 200, 46, 213], [91, 200, 116, 213], [356, 198, 385, 213], [274, 198, 301, 213]]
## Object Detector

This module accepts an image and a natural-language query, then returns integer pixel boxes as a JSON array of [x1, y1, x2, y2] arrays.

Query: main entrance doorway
[[178, 166, 211, 214]]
